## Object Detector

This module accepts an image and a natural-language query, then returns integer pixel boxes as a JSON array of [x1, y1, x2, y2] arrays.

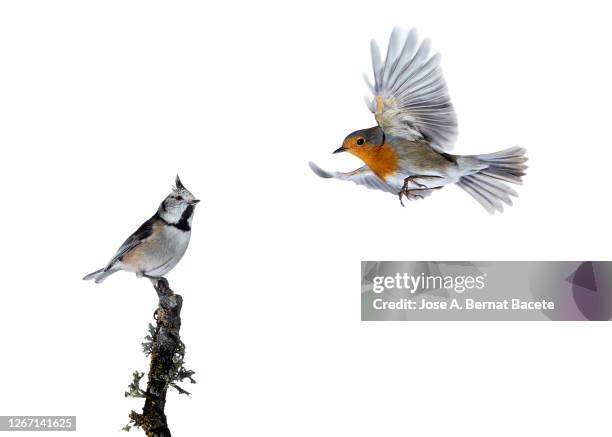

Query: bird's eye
[[356, 138, 365, 145]]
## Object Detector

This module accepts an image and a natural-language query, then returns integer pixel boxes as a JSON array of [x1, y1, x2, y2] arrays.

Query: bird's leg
[[398, 175, 444, 207], [143, 273, 159, 280], [403, 174, 445, 190], [143, 273, 167, 287]]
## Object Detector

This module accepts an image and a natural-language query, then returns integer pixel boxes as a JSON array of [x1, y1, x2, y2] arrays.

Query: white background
[[1, 1, 611, 436]]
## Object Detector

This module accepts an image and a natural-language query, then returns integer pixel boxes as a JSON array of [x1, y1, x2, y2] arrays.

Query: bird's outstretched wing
[[309, 162, 396, 193], [309, 161, 438, 201], [364, 27, 458, 152], [104, 214, 157, 270]]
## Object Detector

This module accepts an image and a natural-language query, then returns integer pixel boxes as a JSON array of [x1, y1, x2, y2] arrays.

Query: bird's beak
[[333, 146, 347, 154], [190, 199, 201, 205]]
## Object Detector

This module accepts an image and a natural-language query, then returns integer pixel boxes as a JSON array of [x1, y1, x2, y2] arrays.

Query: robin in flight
[[309, 27, 527, 213]]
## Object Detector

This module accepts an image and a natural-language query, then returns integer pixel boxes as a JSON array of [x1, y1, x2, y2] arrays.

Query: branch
[[123, 278, 195, 436]]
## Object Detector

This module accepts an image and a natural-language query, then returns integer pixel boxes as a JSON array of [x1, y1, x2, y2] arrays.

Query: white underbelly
[[147, 227, 190, 276], [123, 227, 191, 277]]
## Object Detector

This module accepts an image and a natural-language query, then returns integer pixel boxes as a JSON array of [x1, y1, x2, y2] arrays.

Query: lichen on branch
[[122, 278, 195, 436]]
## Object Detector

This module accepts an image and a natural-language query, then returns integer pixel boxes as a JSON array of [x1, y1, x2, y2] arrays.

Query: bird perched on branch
[[309, 27, 527, 213], [83, 176, 200, 283]]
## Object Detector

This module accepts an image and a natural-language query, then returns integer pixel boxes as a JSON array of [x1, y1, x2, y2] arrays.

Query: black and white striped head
[[158, 175, 200, 227]]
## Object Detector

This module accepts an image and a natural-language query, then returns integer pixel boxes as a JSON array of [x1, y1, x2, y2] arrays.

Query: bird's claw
[[398, 175, 444, 206]]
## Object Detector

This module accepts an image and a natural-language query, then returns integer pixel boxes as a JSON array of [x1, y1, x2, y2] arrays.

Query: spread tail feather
[[457, 147, 527, 214], [82, 267, 119, 284]]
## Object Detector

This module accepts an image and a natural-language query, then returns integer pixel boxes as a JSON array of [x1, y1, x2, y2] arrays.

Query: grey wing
[[309, 161, 440, 202], [309, 161, 398, 193], [364, 27, 458, 152], [103, 214, 157, 270]]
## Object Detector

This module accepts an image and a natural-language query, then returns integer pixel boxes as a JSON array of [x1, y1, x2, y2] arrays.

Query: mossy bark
[[132, 278, 183, 437]]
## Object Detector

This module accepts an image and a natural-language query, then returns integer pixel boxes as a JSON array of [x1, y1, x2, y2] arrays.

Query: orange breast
[[353, 143, 399, 180]]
